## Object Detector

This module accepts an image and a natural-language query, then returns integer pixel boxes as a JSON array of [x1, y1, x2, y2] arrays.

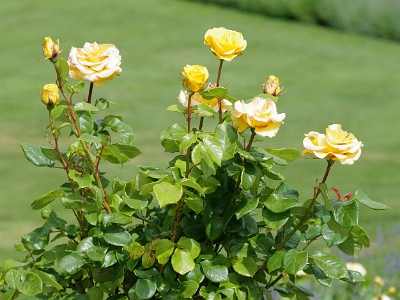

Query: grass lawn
[[1, 0, 399, 285]]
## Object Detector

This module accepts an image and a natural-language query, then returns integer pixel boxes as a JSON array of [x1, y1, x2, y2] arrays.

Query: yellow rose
[[181, 65, 209, 92], [42, 37, 60, 59], [231, 96, 285, 137], [302, 124, 363, 165], [178, 90, 232, 112], [263, 75, 282, 96], [204, 27, 247, 61], [68, 42, 122, 87], [41, 84, 60, 106]]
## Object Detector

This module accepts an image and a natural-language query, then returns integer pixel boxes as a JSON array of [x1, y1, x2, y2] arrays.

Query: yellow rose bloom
[[204, 27, 247, 61], [231, 96, 285, 137], [41, 84, 60, 106], [42, 37, 60, 59], [178, 90, 232, 112], [263, 75, 282, 96], [181, 65, 209, 92], [68, 42, 122, 87], [302, 124, 363, 165]]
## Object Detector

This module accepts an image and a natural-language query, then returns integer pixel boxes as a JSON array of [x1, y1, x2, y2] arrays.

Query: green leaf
[[160, 123, 187, 141], [21, 227, 51, 250], [16, 272, 42, 296], [214, 122, 237, 161], [5, 269, 21, 289], [87, 286, 104, 300], [322, 223, 348, 247], [178, 178, 205, 196], [337, 233, 362, 257], [351, 225, 370, 247], [153, 182, 183, 208], [177, 237, 201, 259], [179, 133, 197, 154], [205, 213, 224, 241], [319, 183, 334, 212], [241, 162, 257, 190], [200, 260, 228, 283], [201, 87, 228, 99], [283, 249, 308, 275], [179, 280, 199, 298], [265, 148, 301, 163], [351, 190, 389, 210], [74, 102, 98, 112], [58, 58, 69, 78], [236, 196, 259, 219], [203, 134, 223, 166], [185, 264, 205, 284], [103, 213, 132, 226], [135, 278, 157, 299], [30, 268, 63, 290], [31, 189, 65, 210], [333, 200, 359, 227], [232, 257, 257, 277], [311, 265, 333, 287], [103, 225, 132, 246], [69, 170, 93, 189], [59, 252, 85, 274], [171, 249, 195, 275], [267, 251, 285, 272], [76, 110, 93, 134], [50, 104, 68, 120], [79, 133, 102, 144], [264, 182, 301, 213], [262, 208, 289, 231], [102, 115, 135, 145], [19, 143, 55, 167], [155, 239, 175, 265], [196, 104, 217, 117], [312, 251, 348, 279]]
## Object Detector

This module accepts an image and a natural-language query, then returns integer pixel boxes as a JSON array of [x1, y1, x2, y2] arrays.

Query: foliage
[[0, 30, 388, 300], [184, 0, 400, 41]]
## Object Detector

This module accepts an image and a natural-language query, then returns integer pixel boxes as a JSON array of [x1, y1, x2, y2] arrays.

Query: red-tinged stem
[[87, 82, 94, 104]]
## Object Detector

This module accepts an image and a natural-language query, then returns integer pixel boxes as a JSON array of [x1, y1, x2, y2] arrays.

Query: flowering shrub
[[0, 29, 389, 299]]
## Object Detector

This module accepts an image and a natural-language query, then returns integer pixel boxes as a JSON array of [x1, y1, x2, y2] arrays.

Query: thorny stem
[[53, 63, 111, 214]]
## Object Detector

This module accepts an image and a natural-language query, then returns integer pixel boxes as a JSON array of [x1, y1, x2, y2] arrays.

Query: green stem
[[276, 160, 335, 251], [216, 60, 224, 123], [246, 130, 257, 152]]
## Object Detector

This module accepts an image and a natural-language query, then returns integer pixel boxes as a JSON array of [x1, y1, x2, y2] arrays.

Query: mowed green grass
[[0, 0, 399, 262]]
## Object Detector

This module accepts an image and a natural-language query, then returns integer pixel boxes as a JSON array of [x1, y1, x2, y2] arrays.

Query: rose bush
[[0, 28, 388, 300], [68, 42, 122, 87]]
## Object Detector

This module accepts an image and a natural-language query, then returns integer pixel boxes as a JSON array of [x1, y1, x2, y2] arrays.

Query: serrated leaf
[[171, 249, 195, 275], [16, 272, 42, 296], [21, 227, 51, 251], [59, 252, 85, 274], [214, 122, 237, 161], [31, 189, 65, 210], [102, 115, 135, 145], [76, 110, 93, 134], [267, 251, 285, 272], [155, 239, 175, 265], [153, 182, 183, 208], [103, 225, 132, 246], [236, 196, 259, 219], [200, 260, 228, 283], [312, 251, 348, 279], [262, 208, 290, 231], [283, 249, 308, 275], [350, 190, 389, 210], [232, 257, 257, 277], [69, 170, 93, 189], [333, 200, 359, 227], [241, 162, 257, 190], [319, 183, 334, 212], [179, 280, 199, 298], [203, 134, 223, 166], [74, 102, 99, 112], [201, 87, 228, 100], [19, 143, 55, 167], [135, 278, 157, 299], [179, 133, 197, 154], [265, 148, 301, 163], [58, 58, 69, 78], [31, 268, 63, 290], [177, 237, 201, 259], [103, 213, 132, 226], [50, 104, 68, 120]]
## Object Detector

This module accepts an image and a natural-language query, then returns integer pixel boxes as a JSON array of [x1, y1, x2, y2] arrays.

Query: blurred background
[[1, 0, 399, 298]]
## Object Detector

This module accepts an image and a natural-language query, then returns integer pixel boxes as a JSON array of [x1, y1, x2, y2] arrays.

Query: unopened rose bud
[[263, 75, 281, 96], [181, 65, 209, 92], [41, 84, 60, 107], [42, 37, 60, 62]]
